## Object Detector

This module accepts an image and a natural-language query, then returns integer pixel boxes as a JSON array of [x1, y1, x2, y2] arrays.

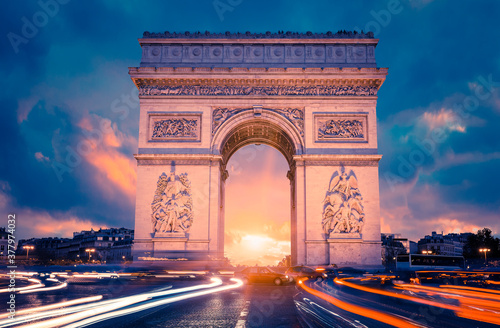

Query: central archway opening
[[224, 144, 291, 266], [214, 113, 303, 266]]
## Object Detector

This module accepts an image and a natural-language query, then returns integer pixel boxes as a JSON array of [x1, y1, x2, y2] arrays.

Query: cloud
[[0, 182, 105, 240], [420, 108, 466, 133], [84, 148, 136, 202], [381, 177, 500, 241], [34, 151, 49, 162]]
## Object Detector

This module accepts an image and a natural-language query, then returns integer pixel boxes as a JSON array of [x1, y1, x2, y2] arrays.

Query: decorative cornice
[[129, 66, 387, 75], [134, 154, 223, 163], [294, 154, 382, 166], [142, 30, 375, 39]]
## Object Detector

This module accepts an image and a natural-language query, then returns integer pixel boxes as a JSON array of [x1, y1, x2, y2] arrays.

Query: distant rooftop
[[142, 30, 375, 39]]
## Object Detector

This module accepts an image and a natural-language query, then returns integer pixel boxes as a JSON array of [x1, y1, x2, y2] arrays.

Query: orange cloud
[[77, 116, 93, 131], [85, 148, 136, 202], [17, 210, 102, 239]]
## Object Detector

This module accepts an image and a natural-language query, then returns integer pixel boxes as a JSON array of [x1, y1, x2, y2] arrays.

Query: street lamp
[[23, 245, 34, 260], [422, 250, 432, 255], [479, 248, 491, 265], [85, 248, 95, 262]]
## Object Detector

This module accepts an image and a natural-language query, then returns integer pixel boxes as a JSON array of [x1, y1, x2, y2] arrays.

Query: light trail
[[10, 278, 233, 328], [0, 285, 174, 327], [0, 278, 44, 293], [298, 279, 422, 328], [0, 296, 103, 320], [61, 278, 243, 328], [316, 276, 500, 326], [335, 278, 461, 312], [19, 282, 68, 294]]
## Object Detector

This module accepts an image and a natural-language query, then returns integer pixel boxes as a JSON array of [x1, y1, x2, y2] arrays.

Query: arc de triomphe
[[129, 31, 387, 267]]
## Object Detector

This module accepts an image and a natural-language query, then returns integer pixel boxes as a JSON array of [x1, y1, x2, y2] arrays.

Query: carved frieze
[[322, 168, 365, 238], [151, 172, 193, 234], [140, 84, 378, 97], [315, 114, 367, 142], [212, 107, 304, 137], [149, 113, 201, 142]]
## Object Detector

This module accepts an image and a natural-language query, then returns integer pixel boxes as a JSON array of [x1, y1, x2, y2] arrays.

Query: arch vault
[[130, 31, 388, 267]]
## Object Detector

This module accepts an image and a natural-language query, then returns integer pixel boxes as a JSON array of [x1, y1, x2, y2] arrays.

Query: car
[[235, 267, 288, 286], [315, 267, 338, 280], [285, 266, 325, 283]]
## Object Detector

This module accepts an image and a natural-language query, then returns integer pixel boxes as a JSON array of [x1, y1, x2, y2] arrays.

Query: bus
[[396, 254, 465, 271]]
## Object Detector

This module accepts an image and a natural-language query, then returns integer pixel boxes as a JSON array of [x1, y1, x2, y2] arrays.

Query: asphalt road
[[90, 282, 301, 328], [3, 276, 301, 327], [4, 272, 499, 327]]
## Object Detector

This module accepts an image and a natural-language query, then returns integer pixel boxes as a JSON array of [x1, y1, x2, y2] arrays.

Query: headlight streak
[[0, 284, 179, 327], [0, 278, 44, 293], [19, 282, 68, 294], [60, 278, 243, 328], [0, 296, 103, 320], [297, 279, 422, 328], [11, 278, 238, 328]]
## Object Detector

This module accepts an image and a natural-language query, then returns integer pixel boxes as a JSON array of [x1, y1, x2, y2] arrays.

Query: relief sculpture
[[140, 84, 377, 97], [212, 108, 246, 134], [151, 118, 198, 139], [322, 168, 365, 237], [212, 107, 304, 137], [318, 119, 363, 139], [151, 172, 193, 234], [273, 108, 304, 136]]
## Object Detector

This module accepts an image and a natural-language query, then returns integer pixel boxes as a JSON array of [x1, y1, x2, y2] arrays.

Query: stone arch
[[211, 109, 304, 167], [212, 109, 301, 265], [131, 31, 387, 267]]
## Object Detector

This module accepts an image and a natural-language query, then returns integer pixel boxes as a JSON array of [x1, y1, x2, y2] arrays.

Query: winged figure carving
[[322, 169, 365, 237], [151, 172, 193, 233]]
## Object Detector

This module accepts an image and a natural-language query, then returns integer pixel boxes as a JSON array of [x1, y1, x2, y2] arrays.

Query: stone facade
[[130, 32, 387, 267]]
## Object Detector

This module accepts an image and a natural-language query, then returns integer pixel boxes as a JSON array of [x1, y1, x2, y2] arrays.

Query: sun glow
[[224, 144, 291, 266]]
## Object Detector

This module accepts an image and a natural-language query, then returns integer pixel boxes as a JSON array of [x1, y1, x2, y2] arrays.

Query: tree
[[463, 228, 500, 260]]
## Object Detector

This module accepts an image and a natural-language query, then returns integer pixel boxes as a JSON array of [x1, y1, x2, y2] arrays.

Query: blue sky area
[[1, 0, 499, 244]]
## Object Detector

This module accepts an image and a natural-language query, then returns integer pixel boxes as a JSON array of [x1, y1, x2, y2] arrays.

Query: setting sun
[[224, 145, 291, 266]]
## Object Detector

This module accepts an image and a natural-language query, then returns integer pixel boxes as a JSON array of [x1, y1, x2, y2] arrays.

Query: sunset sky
[[1, 1, 499, 265]]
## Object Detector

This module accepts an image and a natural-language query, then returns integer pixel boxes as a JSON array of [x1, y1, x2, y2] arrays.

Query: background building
[[17, 227, 134, 263], [381, 233, 409, 268], [0, 228, 8, 258], [417, 231, 472, 256]]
